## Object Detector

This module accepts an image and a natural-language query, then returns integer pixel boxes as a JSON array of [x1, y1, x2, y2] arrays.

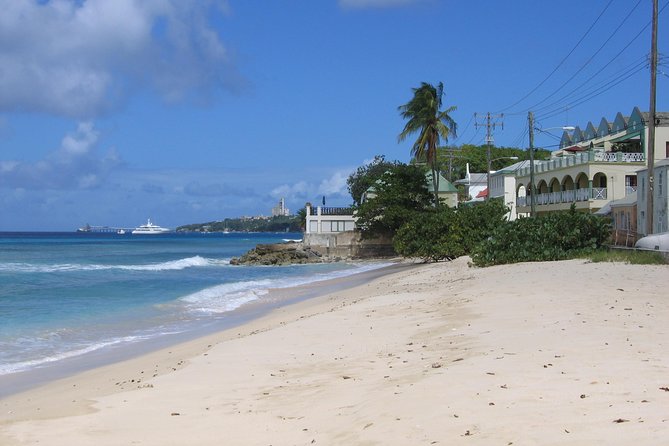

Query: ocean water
[[0, 232, 389, 380]]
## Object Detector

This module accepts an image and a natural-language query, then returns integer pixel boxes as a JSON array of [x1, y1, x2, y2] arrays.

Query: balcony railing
[[516, 151, 645, 177], [516, 187, 608, 208], [307, 205, 355, 216]]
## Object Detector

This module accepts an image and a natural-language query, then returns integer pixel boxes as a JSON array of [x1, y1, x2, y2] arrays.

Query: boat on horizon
[[131, 219, 171, 235]]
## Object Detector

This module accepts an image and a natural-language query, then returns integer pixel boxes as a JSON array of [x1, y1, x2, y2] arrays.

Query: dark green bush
[[394, 207, 465, 261], [393, 199, 508, 261], [471, 206, 610, 266]]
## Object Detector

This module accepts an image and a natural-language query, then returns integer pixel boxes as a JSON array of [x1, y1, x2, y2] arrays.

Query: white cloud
[[271, 181, 310, 202], [60, 122, 99, 155], [338, 0, 421, 9], [0, 0, 242, 118], [270, 169, 354, 208], [317, 170, 351, 196], [0, 121, 120, 190]]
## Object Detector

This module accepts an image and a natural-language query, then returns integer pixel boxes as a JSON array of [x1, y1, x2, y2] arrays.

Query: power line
[[531, 56, 647, 116], [518, 0, 643, 114], [451, 113, 474, 143], [536, 63, 646, 121], [531, 0, 669, 119], [494, 0, 615, 114]]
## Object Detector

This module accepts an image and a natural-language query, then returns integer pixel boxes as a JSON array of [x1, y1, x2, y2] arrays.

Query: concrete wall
[[304, 231, 395, 259]]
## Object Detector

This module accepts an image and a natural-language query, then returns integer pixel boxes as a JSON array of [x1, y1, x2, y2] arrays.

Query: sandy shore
[[1, 257, 668, 445]]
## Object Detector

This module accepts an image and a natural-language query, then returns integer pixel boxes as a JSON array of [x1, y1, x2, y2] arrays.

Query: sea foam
[[0, 256, 229, 273]]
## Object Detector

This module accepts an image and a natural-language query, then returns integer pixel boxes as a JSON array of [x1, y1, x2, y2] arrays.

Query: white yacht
[[131, 219, 171, 235]]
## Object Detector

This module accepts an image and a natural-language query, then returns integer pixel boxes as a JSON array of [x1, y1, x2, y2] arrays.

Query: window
[[660, 172, 664, 197]]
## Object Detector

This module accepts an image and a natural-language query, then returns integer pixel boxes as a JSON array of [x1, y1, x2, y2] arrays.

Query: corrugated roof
[[609, 192, 637, 208]]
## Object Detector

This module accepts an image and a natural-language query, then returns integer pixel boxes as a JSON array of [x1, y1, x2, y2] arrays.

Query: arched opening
[[538, 180, 549, 194], [516, 184, 527, 208], [516, 184, 527, 197], [592, 172, 608, 200], [592, 172, 607, 188], [575, 173, 589, 189], [562, 175, 575, 190], [549, 178, 561, 192], [562, 175, 576, 203]]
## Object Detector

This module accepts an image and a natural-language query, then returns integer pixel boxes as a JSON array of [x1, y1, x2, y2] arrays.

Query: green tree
[[394, 207, 465, 261], [393, 199, 507, 261], [472, 205, 611, 266], [296, 207, 307, 231], [439, 144, 551, 183], [355, 163, 432, 238], [398, 82, 457, 207], [346, 155, 399, 205], [456, 200, 509, 252]]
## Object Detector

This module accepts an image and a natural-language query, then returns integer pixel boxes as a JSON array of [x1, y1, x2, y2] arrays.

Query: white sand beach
[[1, 257, 668, 445]]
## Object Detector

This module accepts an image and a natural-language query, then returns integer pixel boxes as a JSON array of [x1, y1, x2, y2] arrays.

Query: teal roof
[[426, 171, 458, 193]]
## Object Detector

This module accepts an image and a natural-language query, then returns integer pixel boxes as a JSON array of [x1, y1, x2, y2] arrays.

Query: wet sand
[[1, 257, 668, 445]]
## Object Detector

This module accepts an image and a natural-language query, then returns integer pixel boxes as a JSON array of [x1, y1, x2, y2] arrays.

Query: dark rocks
[[230, 243, 328, 266]]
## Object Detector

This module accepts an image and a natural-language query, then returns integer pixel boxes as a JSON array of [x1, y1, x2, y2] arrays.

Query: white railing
[[516, 151, 645, 177], [623, 153, 644, 162], [595, 152, 618, 162], [625, 186, 637, 195], [516, 188, 608, 208], [305, 205, 356, 234], [591, 187, 607, 200], [563, 190, 575, 202]]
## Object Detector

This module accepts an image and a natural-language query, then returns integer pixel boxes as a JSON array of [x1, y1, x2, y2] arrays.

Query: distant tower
[[271, 198, 290, 217]]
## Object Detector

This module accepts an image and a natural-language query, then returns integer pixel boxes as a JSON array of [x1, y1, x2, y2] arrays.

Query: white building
[[637, 159, 669, 234], [271, 198, 290, 217], [513, 107, 669, 223], [490, 160, 537, 220], [453, 163, 487, 202]]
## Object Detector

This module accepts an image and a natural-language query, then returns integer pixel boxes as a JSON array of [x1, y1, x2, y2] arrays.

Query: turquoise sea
[[0, 232, 389, 387]]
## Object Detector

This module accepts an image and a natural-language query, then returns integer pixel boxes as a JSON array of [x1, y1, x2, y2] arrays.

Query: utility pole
[[528, 111, 536, 217], [475, 112, 504, 200], [646, 0, 658, 235], [440, 146, 462, 182]]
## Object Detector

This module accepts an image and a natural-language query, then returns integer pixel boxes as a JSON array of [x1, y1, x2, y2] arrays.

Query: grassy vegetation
[[587, 249, 667, 265]]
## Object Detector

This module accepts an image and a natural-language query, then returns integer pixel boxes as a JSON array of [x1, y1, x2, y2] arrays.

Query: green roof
[[426, 171, 458, 193]]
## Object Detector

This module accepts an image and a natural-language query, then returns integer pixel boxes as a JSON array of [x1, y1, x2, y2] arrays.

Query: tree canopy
[[398, 82, 457, 207], [438, 144, 551, 182], [346, 155, 399, 206], [354, 163, 432, 238]]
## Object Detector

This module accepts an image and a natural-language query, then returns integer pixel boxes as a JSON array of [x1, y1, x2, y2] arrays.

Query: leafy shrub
[[393, 200, 508, 261], [355, 163, 432, 238], [394, 207, 465, 261], [471, 206, 610, 266], [455, 200, 509, 252]]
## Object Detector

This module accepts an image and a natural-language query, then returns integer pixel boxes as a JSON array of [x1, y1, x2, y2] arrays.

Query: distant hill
[[177, 215, 302, 233]]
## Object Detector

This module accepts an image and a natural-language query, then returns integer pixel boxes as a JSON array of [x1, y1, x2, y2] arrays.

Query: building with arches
[[513, 107, 669, 227]]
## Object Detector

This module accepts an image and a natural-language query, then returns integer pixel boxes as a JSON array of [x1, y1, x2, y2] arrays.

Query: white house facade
[[513, 107, 669, 219]]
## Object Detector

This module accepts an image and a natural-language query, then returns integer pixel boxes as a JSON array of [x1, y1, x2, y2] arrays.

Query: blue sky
[[0, 0, 667, 231]]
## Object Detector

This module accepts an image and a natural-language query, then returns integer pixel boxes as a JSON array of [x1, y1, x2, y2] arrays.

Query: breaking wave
[[0, 256, 230, 273]]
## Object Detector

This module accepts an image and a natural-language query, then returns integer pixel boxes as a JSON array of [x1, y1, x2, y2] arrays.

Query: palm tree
[[398, 82, 457, 207]]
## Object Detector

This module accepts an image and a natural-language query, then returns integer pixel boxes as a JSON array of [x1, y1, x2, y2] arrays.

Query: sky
[[0, 0, 667, 231]]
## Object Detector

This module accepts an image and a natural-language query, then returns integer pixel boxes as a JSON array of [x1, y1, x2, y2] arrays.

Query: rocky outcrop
[[230, 242, 331, 266]]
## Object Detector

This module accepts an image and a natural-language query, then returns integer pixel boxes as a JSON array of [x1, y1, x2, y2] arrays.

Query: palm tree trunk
[[432, 165, 440, 208]]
